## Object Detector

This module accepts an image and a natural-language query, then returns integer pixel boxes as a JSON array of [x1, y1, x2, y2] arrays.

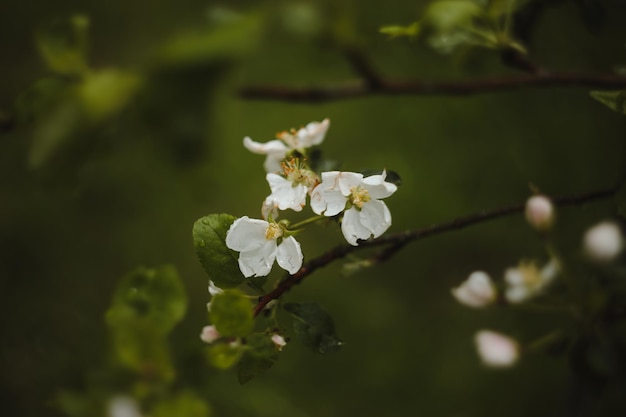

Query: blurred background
[[1, 0, 626, 416]]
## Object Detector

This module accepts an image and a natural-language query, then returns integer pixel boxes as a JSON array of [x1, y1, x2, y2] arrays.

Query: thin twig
[[240, 72, 626, 103], [253, 184, 619, 316]]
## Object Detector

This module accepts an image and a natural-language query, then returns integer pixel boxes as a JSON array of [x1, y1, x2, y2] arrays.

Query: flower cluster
[[225, 119, 398, 278]]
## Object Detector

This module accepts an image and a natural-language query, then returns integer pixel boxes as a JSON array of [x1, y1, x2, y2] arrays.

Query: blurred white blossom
[[474, 330, 519, 368], [200, 325, 221, 344], [107, 396, 143, 417], [271, 333, 287, 350], [525, 194, 554, 232], [504, 259, 559, 304], [583, 221, 624, 263], [451, 271, 497, 308]]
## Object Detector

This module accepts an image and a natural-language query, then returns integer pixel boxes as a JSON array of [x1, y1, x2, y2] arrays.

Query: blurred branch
[[239, 72, 626, 102], [253, 184, 618, 316]]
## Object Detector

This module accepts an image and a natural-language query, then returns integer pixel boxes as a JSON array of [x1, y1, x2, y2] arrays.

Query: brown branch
[[239, 72, 626, 103], [253, 184, 619, 316]]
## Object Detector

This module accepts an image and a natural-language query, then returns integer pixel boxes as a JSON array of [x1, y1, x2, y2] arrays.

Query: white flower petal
[[266, 173, 307, 211], [362, 171, 397, 199], [238, 241, 277, 277], [276, 236, 303, 274], [310, 183, 346, 216], [341, 207, 373, 246], [452, 271, 496, 308], [225, 217, 269, 252], [243, 137, 288, 156], [359, 199, 392, 238], [298, 118, 330, 147]]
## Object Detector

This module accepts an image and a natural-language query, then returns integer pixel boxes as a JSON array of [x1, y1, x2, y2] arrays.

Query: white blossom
[[504, 259, 559, 304], [271, 333, 287, 350], [583, 221, 624, 263], [452, 271, 496, 308], [107, 396, 143, 417], [310, 171, 397, 246], [525, 195, 554, 232], [243, 118, 330, 172], [225, 216, 303, 277], [200, 325, 221, 344], [474, 330, 519, 368]]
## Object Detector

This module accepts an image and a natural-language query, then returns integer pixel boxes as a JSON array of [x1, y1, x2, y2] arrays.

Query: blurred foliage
[[1, 0, 626, 417]]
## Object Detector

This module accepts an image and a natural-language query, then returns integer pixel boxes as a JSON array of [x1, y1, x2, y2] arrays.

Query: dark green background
[[1, 0, 625, 416]]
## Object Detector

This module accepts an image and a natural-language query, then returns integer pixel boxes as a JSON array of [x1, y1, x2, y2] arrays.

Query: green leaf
[[77, 69, 142, 121], [105, 265, 186, 377], [237, 333, 279, 384], [207, 342, 244, 369], [284, 302, 343, 354], [152, 390, 212, 417], [379, 22, 421, 39], [210, 290, 254, 338], [154, 13, 263, 69], [35, 15, 90, 76], [193, 214, 243, 288], [590, 90, 626, 114], [424, 0, 483, 32]]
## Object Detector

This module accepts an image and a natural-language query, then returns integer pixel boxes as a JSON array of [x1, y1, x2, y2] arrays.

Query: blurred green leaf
[[590, 89, 626, 114], [379, 21, 421, 39], [424, 0, 483, 31], [193, 214, 244, 288], [284, 302, 343, 354], [152, 390, 212, 417], [237, 333, 279, 384], [105, 265, 186, 377], [207, 342, 244, 370], [210, 290, 254, 338], [154, 13, 263, 69], [35, 15, 90, 76], [78, 69, 142, 121]]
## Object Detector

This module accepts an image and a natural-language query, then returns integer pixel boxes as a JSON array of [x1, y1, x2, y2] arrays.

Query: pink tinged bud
[[525, 195, 554, 231], [451, 271, 496, 308], [271, 334, 287, 350], [583, 221, 624, 262], [474, 330, 519, 368], [200, 325, 221, 344]]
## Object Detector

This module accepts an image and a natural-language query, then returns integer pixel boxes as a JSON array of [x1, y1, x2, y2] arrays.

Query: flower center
[[265, 223, 283, 240], [281, 158, 319, 188], [349, 186, 371, 209]]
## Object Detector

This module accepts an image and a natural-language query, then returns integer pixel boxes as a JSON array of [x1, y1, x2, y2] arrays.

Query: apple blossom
[[452, 271, 497, 308], [310, 170, 397, 245], [262, 159, 320, 216], [271, 333, 287, 350], [225, 216, 303, 277], [524, 194, 554, 232], [243, 118, 330, 173], [583, 221, 624, 263], [200, 325, 221, 344], [504, 259, 559, 304], [474, 330, 519, 368]]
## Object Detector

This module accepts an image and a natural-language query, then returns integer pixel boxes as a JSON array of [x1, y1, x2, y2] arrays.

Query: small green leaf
[[424, 0, 483, 32], [105, 265, 186, 377], [207, 342, 244, 369], [77, 69, 141, 121], [210, 290, 254, 338], [36, 15, 90, 76], [193, 214, 243, 288], [590, 90, 626, 114], [379, 21, 421, 39], [237, 333, 279, 384], [152, 390, 212, 417], [284, 302, 343, 354]]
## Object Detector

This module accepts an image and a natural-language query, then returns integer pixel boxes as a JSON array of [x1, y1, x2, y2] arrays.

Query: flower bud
[[524, 195, 554, 232], [583, 221, 624, 262], [271, 333, 287, 350], [474, 330, 519, 368], [451, 271, 496, 308], [200, 325, 221, 344]]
